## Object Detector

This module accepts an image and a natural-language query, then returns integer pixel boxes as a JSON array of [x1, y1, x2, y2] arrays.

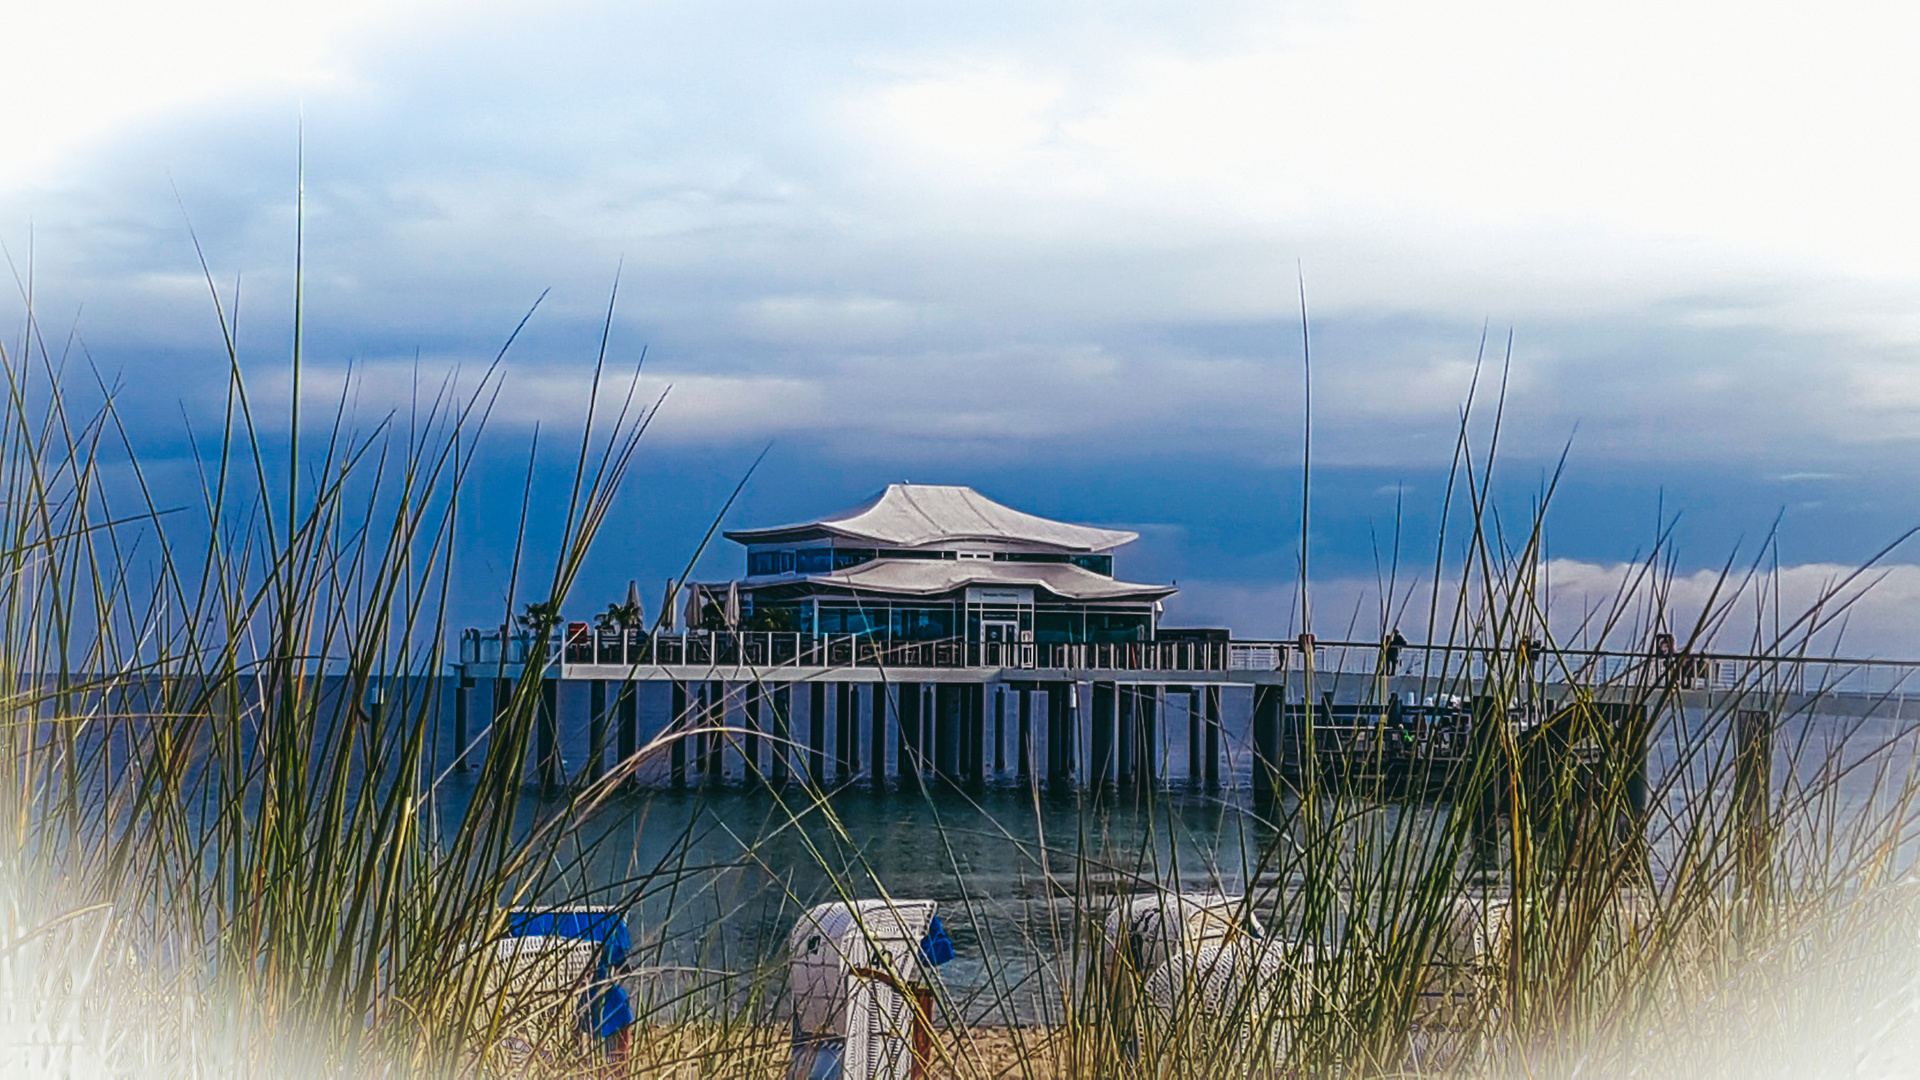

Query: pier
[[449, 485, 1919, 804]]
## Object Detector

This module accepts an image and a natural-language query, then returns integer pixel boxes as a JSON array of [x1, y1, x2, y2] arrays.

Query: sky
[[5, 0, 1920, 654]]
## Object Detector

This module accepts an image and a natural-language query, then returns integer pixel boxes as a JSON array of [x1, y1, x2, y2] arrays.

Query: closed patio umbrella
[[683, 582, 704, 631], [625, 579, 645, 629], [725, 580, 741, 630], [659, 578, 678, 633]]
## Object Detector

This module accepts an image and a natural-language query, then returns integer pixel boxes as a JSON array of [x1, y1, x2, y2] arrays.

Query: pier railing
[[458, 627, 1235, 672], [455, 625, 1920, 701]]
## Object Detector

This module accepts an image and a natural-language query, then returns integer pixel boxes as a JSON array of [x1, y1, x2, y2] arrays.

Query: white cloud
[[10, 0, 1920, 486], [844, 1, 1920, 290], [242, 359, 828, 444], [0, 0, 454, 193], [740, 295, 933, 345], [1169, 559, 1920, 660]]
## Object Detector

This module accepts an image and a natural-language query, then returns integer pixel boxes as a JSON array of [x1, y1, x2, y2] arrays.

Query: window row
[[746, 549, 1114, 577], [740, 603, 1151, 643]]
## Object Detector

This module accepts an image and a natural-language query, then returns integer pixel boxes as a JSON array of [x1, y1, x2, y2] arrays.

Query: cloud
[[1167, 559, 1920, 659], [739, 295, 934, 345], [8, 0, 1920, 584], [0, 0, 447, 192]]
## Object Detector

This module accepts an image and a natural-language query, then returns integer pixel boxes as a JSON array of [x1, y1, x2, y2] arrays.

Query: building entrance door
[[982, 620, 1025, 667]]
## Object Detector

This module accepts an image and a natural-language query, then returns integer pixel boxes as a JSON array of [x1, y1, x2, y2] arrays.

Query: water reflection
[[431, 778, 1289, 1022], [421, 699, 1920, 1024]]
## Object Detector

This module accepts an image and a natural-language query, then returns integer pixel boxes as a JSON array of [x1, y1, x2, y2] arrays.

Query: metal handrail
[[458, 628, 1236, 673], [453, 626, 1920, 694]]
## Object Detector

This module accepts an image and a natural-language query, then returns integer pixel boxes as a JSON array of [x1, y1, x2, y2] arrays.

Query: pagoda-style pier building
[[450, 484, 1623, 795]]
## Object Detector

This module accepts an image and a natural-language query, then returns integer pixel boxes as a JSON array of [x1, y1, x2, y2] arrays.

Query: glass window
[[745, 604, 805, 632], [796, 548, 875, 573], [891, 606, 954, 641], [832, 548, 876, 570], [747, 551, 787, 576], [819, 606, 886, 636], [1071, 554, 1114, 576], [1087, 611, 1150, 642], [1035, 611, 1083, 644]]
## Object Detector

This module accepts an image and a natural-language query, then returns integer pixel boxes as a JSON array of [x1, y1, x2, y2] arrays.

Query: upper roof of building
[[724, 484, 1138, 552]]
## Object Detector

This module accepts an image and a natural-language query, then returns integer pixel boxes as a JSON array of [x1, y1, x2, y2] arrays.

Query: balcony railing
[[454, 626, 1920, 700], [457, 627, 1237, 672]]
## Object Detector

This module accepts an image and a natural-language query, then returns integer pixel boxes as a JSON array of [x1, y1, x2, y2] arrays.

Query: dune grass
[[0, 263, 1916, 1080]]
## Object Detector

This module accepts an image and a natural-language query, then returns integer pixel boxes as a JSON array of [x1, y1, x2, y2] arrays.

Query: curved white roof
[[725, 484, 1137, 552]]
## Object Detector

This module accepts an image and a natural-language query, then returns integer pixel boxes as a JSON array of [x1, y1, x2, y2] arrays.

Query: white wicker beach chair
[[1143, 936, 1314, 1065], [789, 899, 940, 1080]]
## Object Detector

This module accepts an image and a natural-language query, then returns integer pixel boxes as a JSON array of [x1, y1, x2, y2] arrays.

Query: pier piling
[[1015, 688, 1032, 781], [771, 684, 792, 785], [1251, 685, 1281, 797], [454, 676, 472, 770], [1203, 685, 1222, 786], [898, 682, 922, 780], [587, 679, 607, 783], [536, 678, 561, 789], [808, 682, 827, 786], [616, 680, 637, 779], [670, 680, 688, 786], [1735, 708, 1774, 907]]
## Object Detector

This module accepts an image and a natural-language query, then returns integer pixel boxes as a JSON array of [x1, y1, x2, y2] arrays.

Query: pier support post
[[1187, 688, 1202, 781], [1203, 685, 1222, 787], [493, 676, 513, 737], [1116, 684, 1135, 786], [923, 688, 934, 779], [587, 679, 608, 784], [1013, 684, 1029, 776], [1468, 695, 1502, 876], [670, 680, 688, 787], [1090, 681, 1117, 786], [953, 684, 970, 783], [1595, 701, 1652, 884], [809, 682, 827, 787], [745, 683, 763, 781], [994, 687, 1006, 776], [616, 679, 637, 780], [454, 677, 473, 770], [1045, 682, 1073, 784], [694, 683, 708, 783], [869, 683, 887, 787], [835, 682, 854, 781], [1735, 708, 1774, 909], [1017, 688, 1033, 782], [849, 684, 864, 777], [1252, 685, 1282, 798], [772, 684, 792, 786], [967, 683, 986, 785], [934, 685, 959, 780], [897, 682, 922, 780], [705, 681, 725, 780], [536, 678, 561, 789], [1148, 686, 1163, 784]]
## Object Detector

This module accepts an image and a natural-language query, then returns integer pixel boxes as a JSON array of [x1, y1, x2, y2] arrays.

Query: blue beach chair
[[503, 906, 636, 1052]]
